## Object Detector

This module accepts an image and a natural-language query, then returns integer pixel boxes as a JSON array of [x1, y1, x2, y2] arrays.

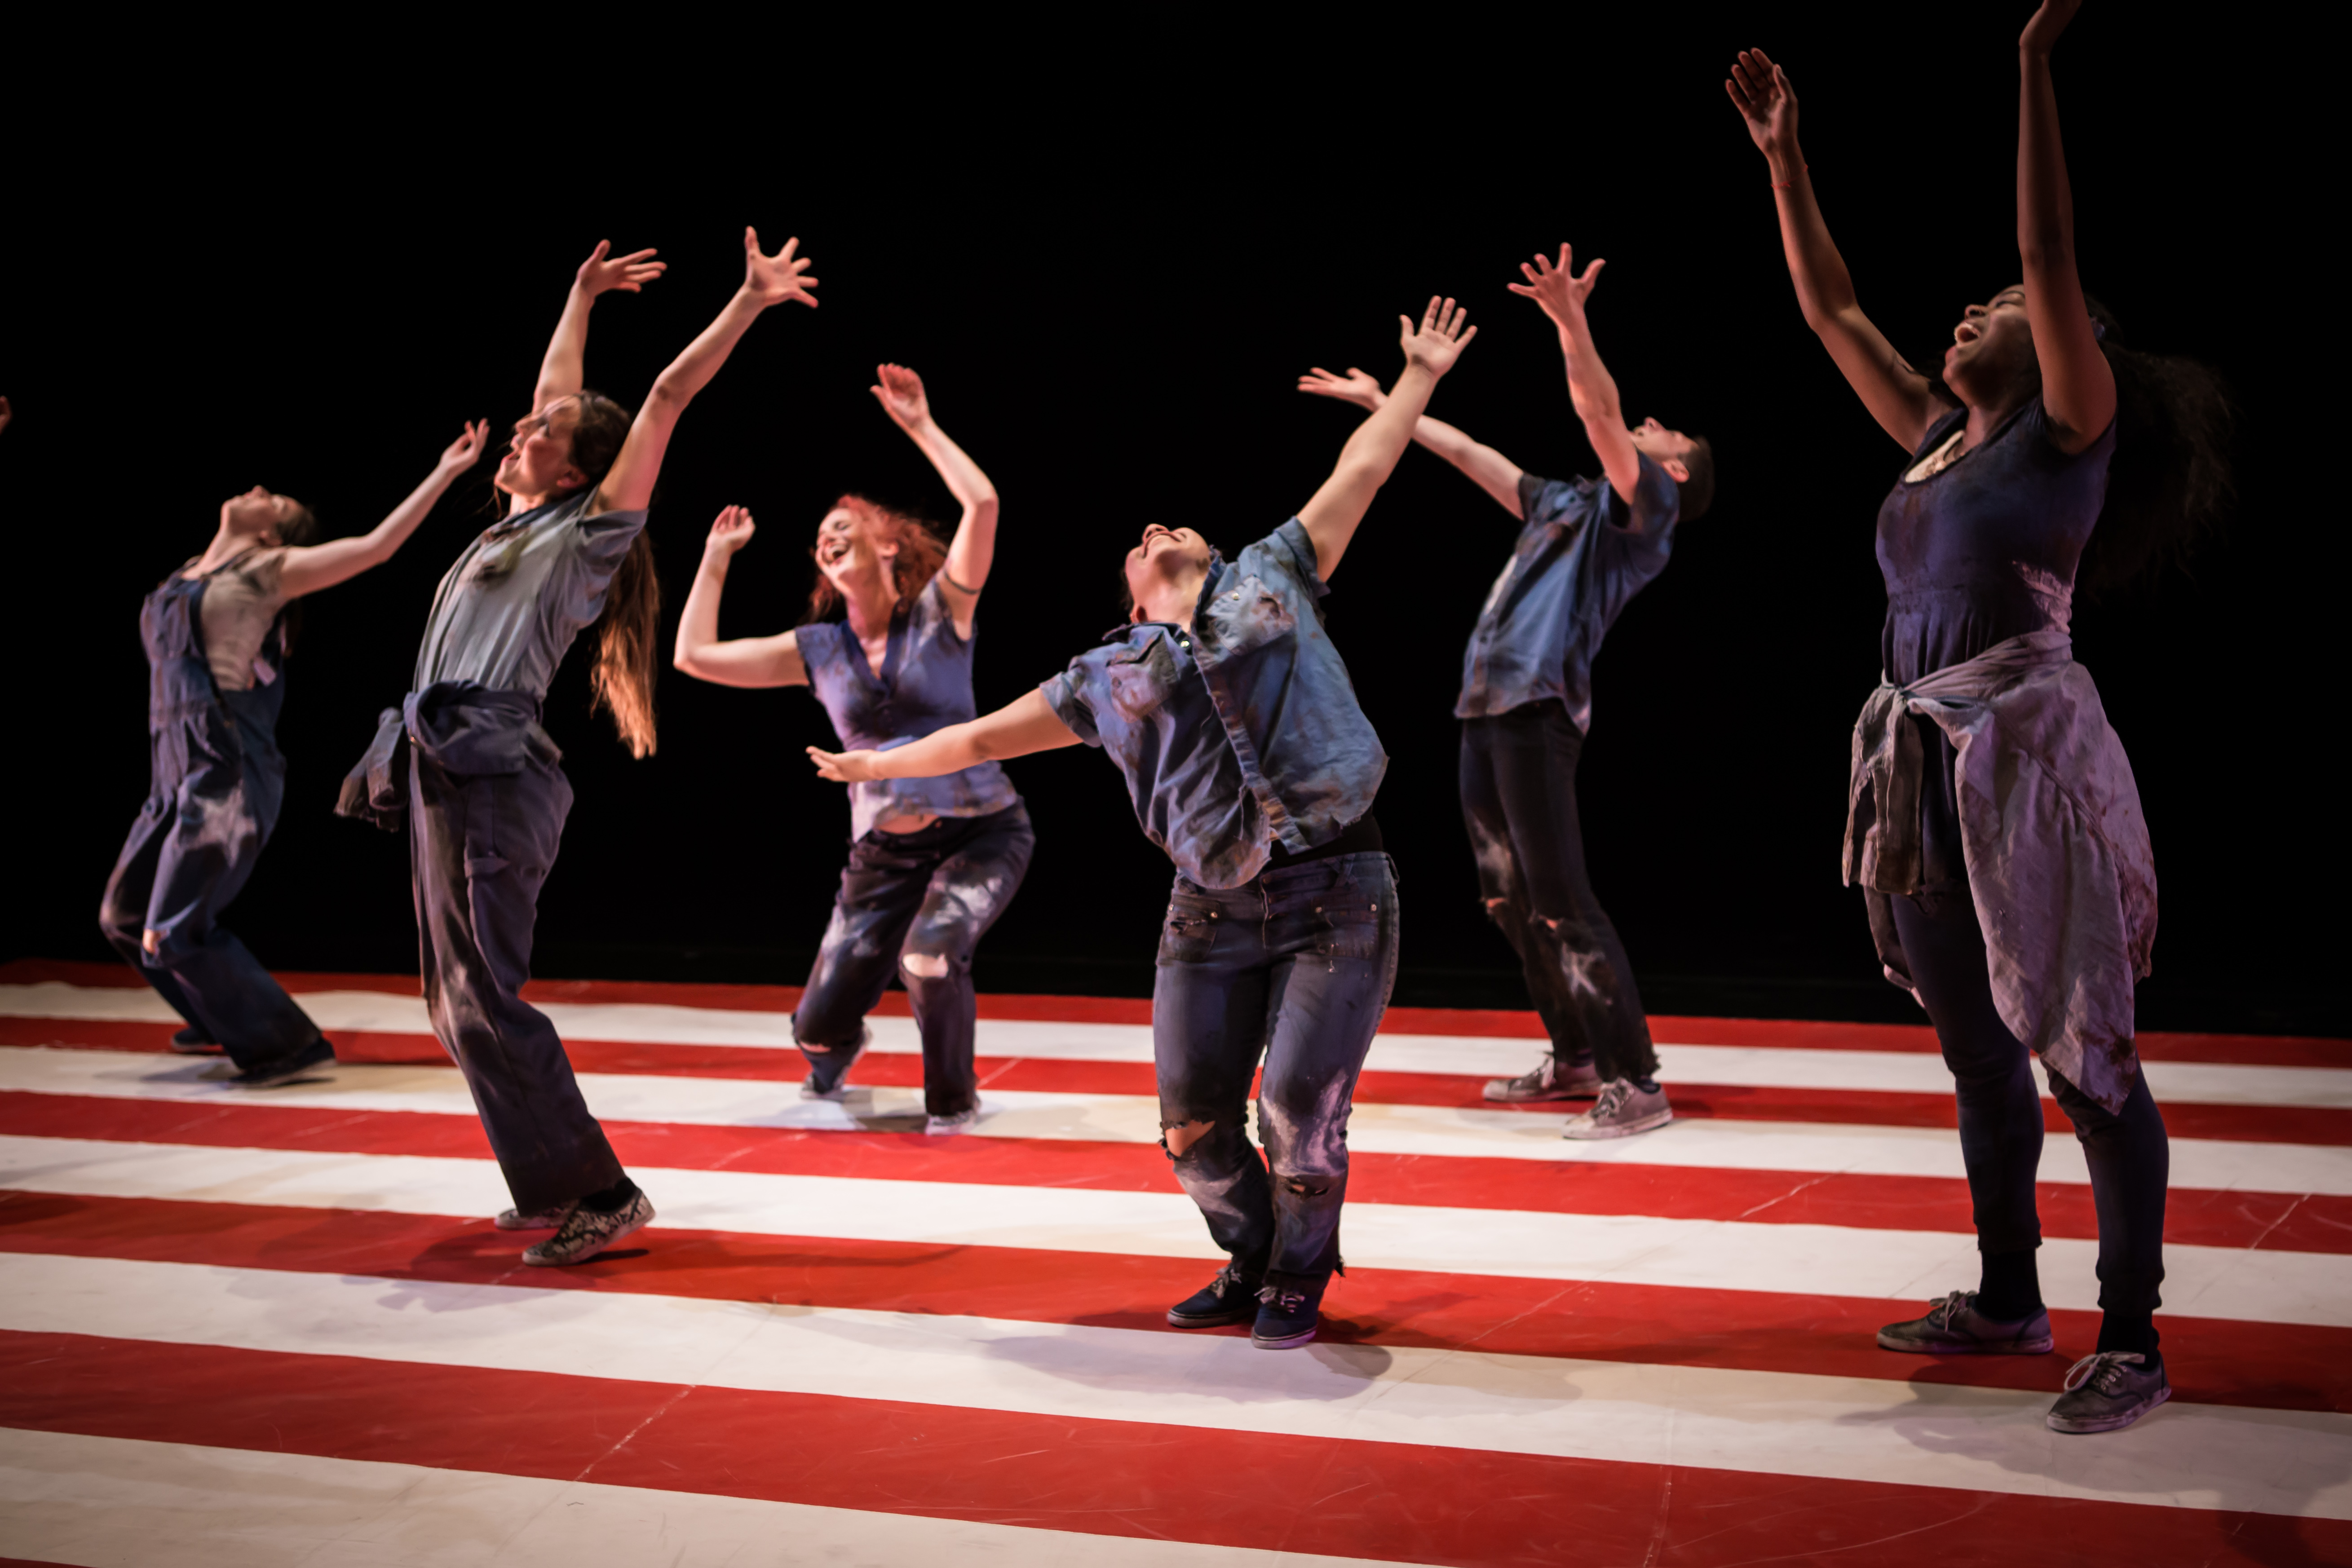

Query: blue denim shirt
[[415, 491, 649, 699], [802, 575, 1019, 841], [1041, 519, 1387, 890], [1455, 455, 1679, 729]]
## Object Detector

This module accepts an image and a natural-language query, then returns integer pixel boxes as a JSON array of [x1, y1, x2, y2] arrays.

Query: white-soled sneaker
[[1561, 1079, 1673, 1140], [1483, 1056, 1603, 1102], [2047, 1352, 2171, 1434], [522, 1191, 654, 1267], [495, 1203, 575, 1232], [925, 1106, 981, 1137]]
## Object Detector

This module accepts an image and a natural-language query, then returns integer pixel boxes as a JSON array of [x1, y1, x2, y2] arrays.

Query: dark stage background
[[4, 13, 2334, 1032]]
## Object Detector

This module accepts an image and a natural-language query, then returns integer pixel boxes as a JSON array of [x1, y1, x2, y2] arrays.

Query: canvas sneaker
[[1167, 1262, 1266, 1329], [925, 1105, 982, 1137], [1483, 1055, 1603, 1102], [2047, 1351, 2171, 1434], [1877, 1290, 2056, 1355], [1560, 1079, 1673, 1139], [522, 1191, 655, 1267], [1252, 1276, 1330, 1350], [495, 1204, 576, 1232]]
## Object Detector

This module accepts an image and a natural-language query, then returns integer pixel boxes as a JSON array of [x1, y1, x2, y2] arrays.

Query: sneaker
[[1560, 1079, 1672, 1139], [1167, 1262, 1265, 1329], [230, 1038, 337, 1089], [1252, 1276, 1329, 1350], [522, 1191, 655, 1267], [1483, 1055, 1603, 1102], [1877, 1290, 2055, 1355], [2047, 1351, 2171, 1434], [925, 1105, 981, 1136], [495, 1203, 576, 1232], [796, 1027, 870, 1101], [169, 1027, 224, 1056]]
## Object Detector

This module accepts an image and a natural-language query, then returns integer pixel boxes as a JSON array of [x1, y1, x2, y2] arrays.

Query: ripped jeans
[[794, 801, 1035, 1118], [1153, 852, 1400, 1287], [1460, 702, 1658, 1085]]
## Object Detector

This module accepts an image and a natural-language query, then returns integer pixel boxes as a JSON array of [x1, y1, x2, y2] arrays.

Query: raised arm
[[1299, 368, 1525, 519], [2016, 0, 2115, 451], [276, 421, 488, 600], [809, 688, 1081, 782], [1297, 298, 1477, 578], [1727, 50, 1948, 450], [533, 241, 667, 414], [1505, 246, 1643, 505], [671, 505, 808, 688], [870, 364, 999, 631], [596, 228, 818, 514]]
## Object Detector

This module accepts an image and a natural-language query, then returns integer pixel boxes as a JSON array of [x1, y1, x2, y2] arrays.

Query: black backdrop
[[4, 12, 2334, 1032]]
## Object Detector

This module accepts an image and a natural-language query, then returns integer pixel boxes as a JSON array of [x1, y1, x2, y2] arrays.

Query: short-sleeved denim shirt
[[415, 491, 650, 699], [801, 575, 1019, 842], [1041, 519, 1387, 890], [1455, 454, 1680, 729]]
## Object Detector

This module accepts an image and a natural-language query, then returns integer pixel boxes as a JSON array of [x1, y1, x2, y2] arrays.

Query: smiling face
[[218, 485, 305, 544], [813, 505, 900, 595], [1123, 525, 1214, 621], [1942, 286, 2040, 407], [494, 398, 588, 502], [1627, 418, 1698, 483]]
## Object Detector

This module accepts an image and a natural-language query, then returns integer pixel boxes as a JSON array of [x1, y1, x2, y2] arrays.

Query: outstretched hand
[[575, 239, 667, 297], [807, 745, 879, 783], [1725, 49, 1798, 158], [742, 229, 819, 309], [2020, 0, 2081, 54], [437, 419, 491, 475], [704, 504, 756, 560], [1297, 367, 1385, 410], [1507, 246, 1605, 333], [1398, 297, 1476, 377], [869, 363, 932, 429]]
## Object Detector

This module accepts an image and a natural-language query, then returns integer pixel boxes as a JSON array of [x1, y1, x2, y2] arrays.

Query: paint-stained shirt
[[1455, 454, 1679, 727], [1040, 518, 1386, 890], [800, 575, 1019, 841], [413, 491, 648, 699]]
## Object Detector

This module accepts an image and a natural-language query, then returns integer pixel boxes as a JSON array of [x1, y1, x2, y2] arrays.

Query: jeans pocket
[[1158, 892, 1224, 964]]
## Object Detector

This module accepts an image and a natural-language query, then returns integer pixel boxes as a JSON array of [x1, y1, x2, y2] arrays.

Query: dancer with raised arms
[[104, 424, 490, 1085], [672, 364, 1030, 1135], [339, 232, 818, 1266], [812, 297, 1474, 1349], [1300, 245, 1712, 1140], [1729, 0, 2231, 1432]]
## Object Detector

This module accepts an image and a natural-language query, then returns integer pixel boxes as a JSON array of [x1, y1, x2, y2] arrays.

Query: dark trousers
[[1891, 883, 2169, 1352], [1152, 852, 1400, 1286], [409, 740, 622, 1214], [99, 689, 322, 1069], [1459, 701, 1658, 1084], [794, 803, 1035, 1118]]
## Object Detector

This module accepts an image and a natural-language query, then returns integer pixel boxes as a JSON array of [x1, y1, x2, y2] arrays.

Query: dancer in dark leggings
[[340, 233, 817, 1266], [104, 424, 488, 1083], [673, 365, 1030, 1134], [1730, 0, 2230, 1432], [814, 298, 1476, 1348], [1301, 246, 1712, 1138]]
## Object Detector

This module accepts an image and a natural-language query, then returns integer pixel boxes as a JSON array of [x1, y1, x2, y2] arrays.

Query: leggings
[[1890, 881, 2169, 1355], [1459, 701, 1657, 1084]]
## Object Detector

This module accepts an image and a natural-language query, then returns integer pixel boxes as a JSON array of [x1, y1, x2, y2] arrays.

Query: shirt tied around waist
[[335, 682, 554, 832]]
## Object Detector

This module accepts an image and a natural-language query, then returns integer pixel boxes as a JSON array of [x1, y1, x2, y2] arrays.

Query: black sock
[[1633, 1077, 1660, 1094], [2095, 1313, 2160, 1362], [580, 1175, 640, 1214], [1975, 1247, 2043, 1320]]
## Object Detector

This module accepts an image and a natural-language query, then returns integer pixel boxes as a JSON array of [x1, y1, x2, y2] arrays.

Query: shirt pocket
[[1107, 637, 1183, 720], [1203, 575, 1298, 657], [1158, 891, 1226, 965]]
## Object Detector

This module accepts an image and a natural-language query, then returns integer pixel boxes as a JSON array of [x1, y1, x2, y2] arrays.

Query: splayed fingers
[[743, 229, 819, 308], [577, 239, 667, 296], [1399, 296, 1477, 375]]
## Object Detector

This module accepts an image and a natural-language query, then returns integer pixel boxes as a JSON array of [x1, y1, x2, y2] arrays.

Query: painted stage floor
[[0, 959, 2346, 1566]]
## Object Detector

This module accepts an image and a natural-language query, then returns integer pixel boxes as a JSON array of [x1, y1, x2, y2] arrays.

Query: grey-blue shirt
[[415, 491, 649, 698], [1455, 454, 1680, 728], [801, 574, 1018, 841], [1041, 519, 1386, 890]]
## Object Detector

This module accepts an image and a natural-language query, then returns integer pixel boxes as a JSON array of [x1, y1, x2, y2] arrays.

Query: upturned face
[[1123, 525, 1213, 619], [1942, 286, 2038, 405], [814, 506, 898, 592], [219, 485, 302, 543], [495, 398, 587, 500], [1627, 418, 1697, 483]]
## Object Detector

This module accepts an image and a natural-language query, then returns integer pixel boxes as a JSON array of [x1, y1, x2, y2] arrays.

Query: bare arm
[[870, 364, 998, 632], [596, 228, 818, 515], [671, 505, 808, 688], [532, 241, 667, 414], [276, 421, 489, 600], [1299, 367, 1525, 518], [809, 688, 1081, 782], [1727, 50, 1947, 450], [2016, 0, 2115, 451], [1504, 246, 1644, 504], [1297, 298, 1478, 578]]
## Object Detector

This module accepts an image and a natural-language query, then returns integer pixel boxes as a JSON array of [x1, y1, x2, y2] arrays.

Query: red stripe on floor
[[0, 1329, 2337, 1568], [5, 1090, 2345, 1253]]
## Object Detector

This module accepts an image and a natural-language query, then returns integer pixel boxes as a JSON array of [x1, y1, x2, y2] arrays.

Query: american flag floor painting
[[0, 958, 2344, 1566]]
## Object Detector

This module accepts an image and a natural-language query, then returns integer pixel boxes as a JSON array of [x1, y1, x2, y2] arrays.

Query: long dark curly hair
[[2076, 296, 2237, 597]]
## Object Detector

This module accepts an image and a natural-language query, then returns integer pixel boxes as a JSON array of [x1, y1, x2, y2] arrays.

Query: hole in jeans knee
[[1163, 1118, 1216, 1157], [1281, 1175, 1331, 1197], [901, 952, 951, 980]]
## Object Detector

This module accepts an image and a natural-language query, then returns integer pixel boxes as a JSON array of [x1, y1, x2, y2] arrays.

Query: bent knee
[[1162, 1117, 1217, 1158], [900, 951, 954, 981]]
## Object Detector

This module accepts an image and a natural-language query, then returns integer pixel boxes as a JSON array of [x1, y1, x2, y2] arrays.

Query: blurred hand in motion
[[869, 363, 933, 430], [808, 745, 880, 783], [575, 239, 667, 296], [437, 419, 491, 475], [704, 504, 757, 560], [1296, 367, 1386, 410], [2020, 0, 2082, 54]]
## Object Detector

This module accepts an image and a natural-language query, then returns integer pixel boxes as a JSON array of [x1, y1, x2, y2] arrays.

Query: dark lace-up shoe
[[169, 1027, 224, 1056], [1167, 1263, 1264, 1329], [230, 1039, 337, 1089], [1483, 1055, 1603, 1102], [1877, 1290, 2055, 1355], [2047, 1352, 2171, 1433], [523, 1191, 655, 1267], [1252, 1276, 1330, 1350]]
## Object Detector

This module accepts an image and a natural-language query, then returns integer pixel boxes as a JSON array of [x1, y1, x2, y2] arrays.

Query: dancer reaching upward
[[673, 364, 1030, 1135], [813, 297, 1475, 1349], [339, 231, 817, 1267], [103, 424, 489, 1084], [1300, 245, 1711, 1140], [1729, 0, 2230, 1433]]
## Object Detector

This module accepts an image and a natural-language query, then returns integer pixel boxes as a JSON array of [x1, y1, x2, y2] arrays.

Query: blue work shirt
[[1455, 454, 1680, 729], [1041, 519, 1387, 890], [802, 575, 1019, 841]]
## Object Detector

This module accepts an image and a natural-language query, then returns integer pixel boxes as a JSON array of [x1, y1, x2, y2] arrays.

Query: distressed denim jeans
[[1152, 851, 1400, 1286]]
